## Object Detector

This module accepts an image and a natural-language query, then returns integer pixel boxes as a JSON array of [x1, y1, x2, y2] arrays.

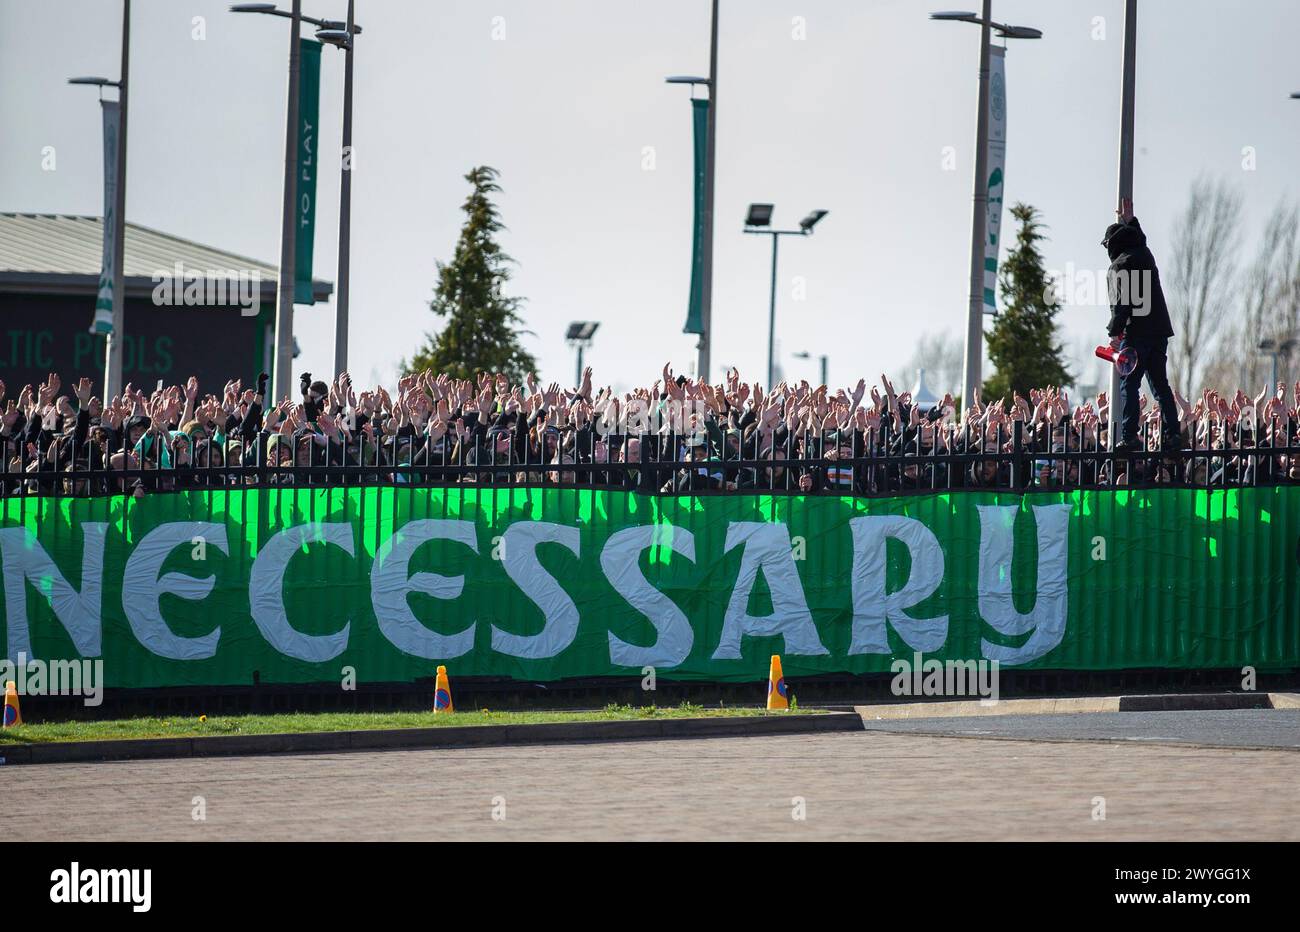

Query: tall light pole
[[743, 204, 829, 388], [232, 2, 305, 400], [566, 322, 600, 387], [930, 8, 1042, 412], [1258, 339, 1297, 389], [702, 0, 718, 384], [666, 0, 719, 383], [1112, 0, 1137, 445], [69, 0, 130, 398], [316, 0, 363, 380], [235, 2, 355, 394]]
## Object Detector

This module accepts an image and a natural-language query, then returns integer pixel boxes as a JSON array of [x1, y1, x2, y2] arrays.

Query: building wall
[[0, 291, 270, 397]]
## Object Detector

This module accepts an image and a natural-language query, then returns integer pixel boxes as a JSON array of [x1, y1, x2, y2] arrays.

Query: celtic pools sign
[[1, 487, 1296, 687]]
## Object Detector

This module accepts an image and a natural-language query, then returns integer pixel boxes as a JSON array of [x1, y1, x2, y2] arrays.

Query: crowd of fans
[[4, 365, 1300, 498]]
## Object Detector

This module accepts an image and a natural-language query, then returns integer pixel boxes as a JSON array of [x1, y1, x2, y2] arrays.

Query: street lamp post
[[665, 0, 719, 383], [232, 2, 354, 400], [316, 0, 363, 380], [566, 322, 600, 387], [930, 8, 1042, 413], [231, 2, 303, 400], [1112, 0, 1138, 445], [744, 205, 829, 389], [68, 0, 130, 399], [1258, 339, 1297, 389]]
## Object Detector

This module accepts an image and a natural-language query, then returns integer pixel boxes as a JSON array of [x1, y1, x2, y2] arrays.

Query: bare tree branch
[[1167, 175, 1243, 396]]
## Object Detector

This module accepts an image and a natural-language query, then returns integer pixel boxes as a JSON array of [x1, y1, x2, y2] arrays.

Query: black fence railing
[[6, 417, 1300, 500]]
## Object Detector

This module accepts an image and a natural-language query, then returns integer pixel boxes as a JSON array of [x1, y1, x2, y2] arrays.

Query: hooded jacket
[[1102, 217, 1174, 340]]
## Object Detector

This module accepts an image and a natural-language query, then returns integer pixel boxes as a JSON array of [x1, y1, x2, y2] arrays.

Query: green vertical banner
[[294, 38, 322, 306], [984, 45, 1006, 315], [92, 100, 121, 335], [683, 98, 709, 335]]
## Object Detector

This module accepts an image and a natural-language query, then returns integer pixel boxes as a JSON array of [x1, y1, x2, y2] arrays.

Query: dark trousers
[[1119, 334, 1179, 445]]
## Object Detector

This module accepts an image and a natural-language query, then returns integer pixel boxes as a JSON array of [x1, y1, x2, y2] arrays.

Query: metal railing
[[5, 417, 1300, 499]]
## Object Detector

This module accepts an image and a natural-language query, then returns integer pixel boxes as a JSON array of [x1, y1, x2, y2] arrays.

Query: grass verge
[[0, 702, 808, 745]]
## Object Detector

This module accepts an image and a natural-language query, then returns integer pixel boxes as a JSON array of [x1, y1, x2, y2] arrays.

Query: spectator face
[[622, 439, 641, 463], [200, 444, 224, 468]]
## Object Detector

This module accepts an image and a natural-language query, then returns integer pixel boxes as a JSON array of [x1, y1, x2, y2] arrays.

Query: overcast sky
[[3, 0, 1298, 396]]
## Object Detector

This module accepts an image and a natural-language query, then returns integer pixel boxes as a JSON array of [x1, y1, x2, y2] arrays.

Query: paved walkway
[[10, 730, 1298, 840]]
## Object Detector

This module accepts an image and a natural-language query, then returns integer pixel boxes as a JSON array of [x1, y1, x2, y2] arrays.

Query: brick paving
[[9, 730, 1298, 841]]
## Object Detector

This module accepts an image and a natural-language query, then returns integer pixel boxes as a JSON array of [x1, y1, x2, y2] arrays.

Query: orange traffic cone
[[766, 655, 789, 711], [434, 666, 454, 714], [3, 681, 21, 728]]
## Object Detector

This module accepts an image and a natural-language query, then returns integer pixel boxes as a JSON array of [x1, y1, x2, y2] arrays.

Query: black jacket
[[1103, 217, 1174, 340]]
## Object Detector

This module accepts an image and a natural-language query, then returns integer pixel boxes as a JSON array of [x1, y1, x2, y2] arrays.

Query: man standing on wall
[[1102, 196, 1180, 452]]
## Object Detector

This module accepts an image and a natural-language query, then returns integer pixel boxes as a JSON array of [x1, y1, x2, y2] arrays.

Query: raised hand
[[72, 377, 93, 406], [1, 401, 19, 433]]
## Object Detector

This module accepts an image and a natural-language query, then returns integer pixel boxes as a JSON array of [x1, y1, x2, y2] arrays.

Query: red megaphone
[[1095, 344, 1138, 377]]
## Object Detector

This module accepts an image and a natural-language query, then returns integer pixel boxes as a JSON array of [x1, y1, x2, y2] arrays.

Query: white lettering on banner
[[0, 524, 107, 659], [603, 524, 695, 667], [0, 512, 1076, 668], [122, 521, 228, 660], [490, 522, 581, 659], [976, 505, 1072, 664], [713, 522, 828, 660], [371, 519, 478, 659], [848, 516, 948, 654], [249, 522, 353, 662]]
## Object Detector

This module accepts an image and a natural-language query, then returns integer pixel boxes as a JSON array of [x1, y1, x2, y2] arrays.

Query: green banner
[[92, 100, 121, 336], [293, 38, 322, 306], [683, 98, 709, 335], [1, 487, 1296, 688]]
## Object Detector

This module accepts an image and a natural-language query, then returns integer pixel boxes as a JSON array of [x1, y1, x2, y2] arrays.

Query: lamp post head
[[315, 28, 353, 49], [68, 76, 119, 87], [230, 3, 279, 12], [566, 321, 600, 343], [997, 25, 1042, 39], [799, 210, 829, 233], [930, 11, 1043, 39], [745, 203, 774, 229]]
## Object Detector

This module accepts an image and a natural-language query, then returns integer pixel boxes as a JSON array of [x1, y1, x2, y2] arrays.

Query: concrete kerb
[[0, 710, 864, 766], [854, 692, 1297, 721]]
